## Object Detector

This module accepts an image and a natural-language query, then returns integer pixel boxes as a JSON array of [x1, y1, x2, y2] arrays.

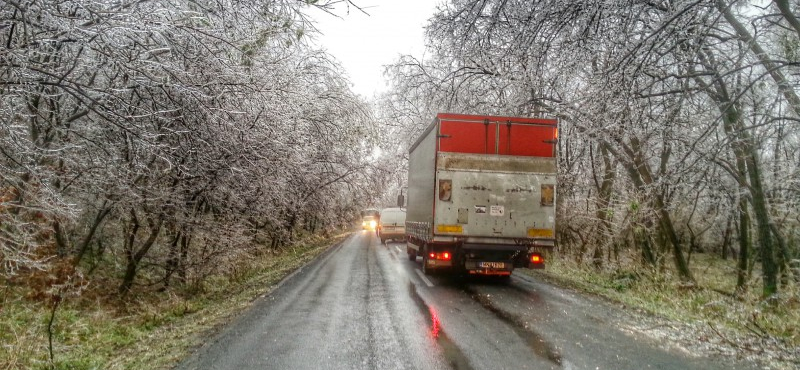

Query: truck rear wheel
[[422, 252, 433, 275], [407, 247, 417, 261]]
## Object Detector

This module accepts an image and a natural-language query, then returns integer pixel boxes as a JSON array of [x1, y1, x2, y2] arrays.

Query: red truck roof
[[435, 113, 558, 158]]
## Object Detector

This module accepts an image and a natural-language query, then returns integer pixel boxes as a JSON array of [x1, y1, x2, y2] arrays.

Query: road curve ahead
[[175, 232, 759, 370]]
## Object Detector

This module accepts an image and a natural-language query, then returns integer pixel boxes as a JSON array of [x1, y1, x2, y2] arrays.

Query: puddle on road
[[463, 285, 563, 366], [408, 283, 475, 370]]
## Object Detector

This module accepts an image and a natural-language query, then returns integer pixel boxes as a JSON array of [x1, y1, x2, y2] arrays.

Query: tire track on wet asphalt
[[461, 284, 563, 366], [408, 282, 475, 370]]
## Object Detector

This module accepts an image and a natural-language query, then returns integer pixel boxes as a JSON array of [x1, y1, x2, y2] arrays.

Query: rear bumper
[[468, 269, 512, 276], [425, 259, 453, 268], [379, 231, 406, 240]]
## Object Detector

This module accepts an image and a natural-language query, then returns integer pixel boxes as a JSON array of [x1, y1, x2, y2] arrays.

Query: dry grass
[[0, 232, 350, 370], [524, 254, 799, 369]]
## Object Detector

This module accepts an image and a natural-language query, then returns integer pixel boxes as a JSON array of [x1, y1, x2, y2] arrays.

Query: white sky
[[307, 1, 443, 98]]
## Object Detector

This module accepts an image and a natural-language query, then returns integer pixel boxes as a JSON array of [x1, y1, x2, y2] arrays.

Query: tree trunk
[[770, 223, 792, 287], [624, 137, 694, 282], [178, 231, 190, 284], [745, 146, 778, 297], [47, 296, 62, 367], [52, 220, 68, 257], [692, 47, 779, 297], [657, 203, 694, 281], [636, 226, 657, 266], [75, 202, 111, 264], [162, 228, 182, 289], [722, 212, 733, 260], [119, 214, 164, 295], [736, 197, 751, 292], [591, 142, 615, 270]]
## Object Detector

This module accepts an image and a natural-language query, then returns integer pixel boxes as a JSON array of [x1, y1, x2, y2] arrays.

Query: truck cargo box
[[405, 113, 558, 275]]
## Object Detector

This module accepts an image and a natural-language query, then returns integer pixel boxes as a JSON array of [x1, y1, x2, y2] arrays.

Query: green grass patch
[[0, 232, 350, 370]]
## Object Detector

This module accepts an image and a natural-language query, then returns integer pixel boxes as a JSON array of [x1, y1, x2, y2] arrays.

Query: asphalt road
[[175, 232, 760, 370]]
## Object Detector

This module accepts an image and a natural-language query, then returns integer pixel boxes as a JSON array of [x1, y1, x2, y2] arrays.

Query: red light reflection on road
[[429, 306, 442, 339]]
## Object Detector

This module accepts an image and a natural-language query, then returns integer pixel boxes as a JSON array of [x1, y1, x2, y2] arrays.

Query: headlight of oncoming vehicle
[[369, 220, 377, 229]]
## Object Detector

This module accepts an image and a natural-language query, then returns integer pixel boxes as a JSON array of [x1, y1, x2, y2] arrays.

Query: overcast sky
[[307, 1, 443, 98]]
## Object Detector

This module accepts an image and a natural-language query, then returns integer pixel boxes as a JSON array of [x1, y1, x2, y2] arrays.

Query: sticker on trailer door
[[541, 184, 555, 206], [439, 179, 452, 201], [490, 205, 504, 216], [475, 205, 487, 214]]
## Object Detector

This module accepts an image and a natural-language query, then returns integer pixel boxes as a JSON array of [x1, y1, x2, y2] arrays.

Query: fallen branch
[[708, 322, 738, 348]]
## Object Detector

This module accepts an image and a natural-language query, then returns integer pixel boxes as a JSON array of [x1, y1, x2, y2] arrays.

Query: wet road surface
[[175, 232, 760, 370]]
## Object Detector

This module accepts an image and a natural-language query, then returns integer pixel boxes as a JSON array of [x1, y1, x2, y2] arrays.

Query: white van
[[378, 207, 406, 244]]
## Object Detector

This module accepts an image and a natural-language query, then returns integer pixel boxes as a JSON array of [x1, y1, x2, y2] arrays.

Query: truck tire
[[381, 238, 386, 245], [422, 251, 433, 275], [407, 247, 417, 261]]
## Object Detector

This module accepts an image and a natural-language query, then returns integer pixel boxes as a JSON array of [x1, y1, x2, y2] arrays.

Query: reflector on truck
[[437, 224, 463, 233], [527, 228, 554, 238]]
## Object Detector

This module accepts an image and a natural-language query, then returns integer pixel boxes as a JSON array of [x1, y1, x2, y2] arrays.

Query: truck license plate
[[479, 262, 505, 269]]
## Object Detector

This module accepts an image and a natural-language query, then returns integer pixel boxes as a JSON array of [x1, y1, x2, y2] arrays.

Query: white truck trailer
[[405, 113, 558, 276]]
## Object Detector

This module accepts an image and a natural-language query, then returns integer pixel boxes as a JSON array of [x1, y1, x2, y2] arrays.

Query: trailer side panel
[[406, 120, 438, 243]]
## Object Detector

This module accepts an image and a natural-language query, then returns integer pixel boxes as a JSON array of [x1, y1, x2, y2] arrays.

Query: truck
[[404, 113, 558, 276], [378, 207, 406, 244]]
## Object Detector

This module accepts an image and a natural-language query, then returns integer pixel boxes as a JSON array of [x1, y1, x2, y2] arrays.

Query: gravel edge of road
[[517, 269, 798, 370]]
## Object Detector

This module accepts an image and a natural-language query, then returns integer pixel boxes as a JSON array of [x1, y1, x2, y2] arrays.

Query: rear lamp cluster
[[428, 252, 451, 260]]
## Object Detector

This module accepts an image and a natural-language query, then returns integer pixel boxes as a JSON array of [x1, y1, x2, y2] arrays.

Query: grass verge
[[521, 254, 799, 369], [0, 232, 350, 370]]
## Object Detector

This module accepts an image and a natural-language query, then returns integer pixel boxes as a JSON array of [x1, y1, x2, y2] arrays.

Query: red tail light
[[429, 252, 452, 260], [530, 254, 543, 264]]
